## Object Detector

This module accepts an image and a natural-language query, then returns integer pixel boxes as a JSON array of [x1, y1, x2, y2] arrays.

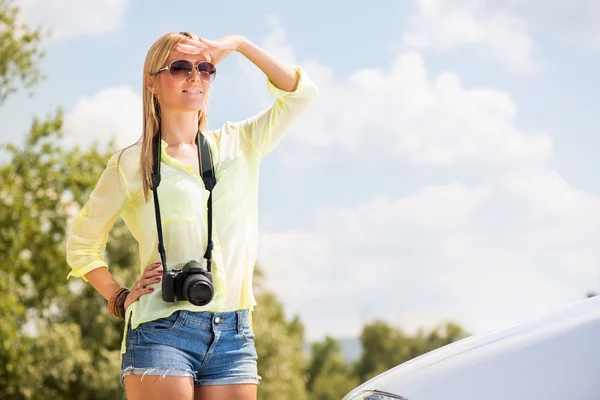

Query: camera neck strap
[[151, 131, 217, 273]]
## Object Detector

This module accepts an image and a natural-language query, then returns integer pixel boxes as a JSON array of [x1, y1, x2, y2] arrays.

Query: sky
[[4, 0, 600, 341]]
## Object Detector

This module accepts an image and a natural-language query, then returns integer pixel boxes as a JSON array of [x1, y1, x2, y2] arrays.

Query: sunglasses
[[154, 60, 217, 83]]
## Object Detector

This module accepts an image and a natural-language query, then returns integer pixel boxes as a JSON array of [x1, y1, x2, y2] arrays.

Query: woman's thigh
[[194, 383, 257, 400], [120, 311, 206, 396], [124, 375, 194, 400]]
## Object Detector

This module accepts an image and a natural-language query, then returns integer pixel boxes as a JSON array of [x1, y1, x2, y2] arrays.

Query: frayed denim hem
[[120, 366, 196, 388], [196, 375, 262, 387]]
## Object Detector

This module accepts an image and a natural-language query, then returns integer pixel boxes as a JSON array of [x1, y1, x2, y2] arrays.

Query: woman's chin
[[177, 101, 207, 112]]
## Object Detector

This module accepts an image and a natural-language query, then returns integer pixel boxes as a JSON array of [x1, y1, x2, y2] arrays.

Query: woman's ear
[[144, 74, 157, 94]]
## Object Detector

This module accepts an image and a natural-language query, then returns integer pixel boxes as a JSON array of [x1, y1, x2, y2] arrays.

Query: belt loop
[[236, 310, 243, 334], [179, 310, 188, 327]]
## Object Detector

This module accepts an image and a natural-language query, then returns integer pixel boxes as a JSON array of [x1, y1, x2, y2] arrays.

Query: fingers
[[124, 286, 151, 312], [133, 261, 163, 293], [144, 262, 163, 282], [123, 263, 163, 316], [123, 262, 162, 311], [144, 261, 162, 272], [175, 42, 205, 55], [195, 37, 217, 46], [127, 279, 155, 313], [183, 37, 206, 45], [138, 274, 161, 290], [133, 282, 154, 293], [175, 38, 216, 55]]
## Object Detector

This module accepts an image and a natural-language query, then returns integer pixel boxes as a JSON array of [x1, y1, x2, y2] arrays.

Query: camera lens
[[183, 276, 214, 306]]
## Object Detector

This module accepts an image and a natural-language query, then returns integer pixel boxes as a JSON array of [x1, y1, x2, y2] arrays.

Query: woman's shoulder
[[205, 122, 242, 147], [109, 142, 142, 171], [207, 121, 239, 136]]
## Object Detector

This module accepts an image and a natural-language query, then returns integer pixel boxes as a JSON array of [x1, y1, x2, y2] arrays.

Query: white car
[[343, 296, 600, 400]]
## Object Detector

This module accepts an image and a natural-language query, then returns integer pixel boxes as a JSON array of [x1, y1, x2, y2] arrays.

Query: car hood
[[346, 296, 600, 400]]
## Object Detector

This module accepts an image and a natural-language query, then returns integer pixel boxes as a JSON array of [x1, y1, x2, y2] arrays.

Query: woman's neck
[[160, 109, 199, 145]]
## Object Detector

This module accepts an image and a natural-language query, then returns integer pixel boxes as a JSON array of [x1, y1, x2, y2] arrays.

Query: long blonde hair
[[121, 31, 209, 202]]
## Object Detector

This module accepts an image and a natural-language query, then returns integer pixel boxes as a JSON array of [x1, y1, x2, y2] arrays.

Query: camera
[[162, 260, 214, 306]]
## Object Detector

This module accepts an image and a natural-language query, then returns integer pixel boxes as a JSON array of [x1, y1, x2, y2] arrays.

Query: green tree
[[252, 267, 309, 400], [0, 109, 136, 399], [307, 336, 359, 400], [0, 3, 141, 397], [354, 320, 469, 382], [306, 336, 339, 392], [0, 0, 45, 104]]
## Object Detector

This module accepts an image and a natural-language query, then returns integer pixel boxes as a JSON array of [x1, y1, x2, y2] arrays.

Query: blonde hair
[[120, 31, 209, 202]]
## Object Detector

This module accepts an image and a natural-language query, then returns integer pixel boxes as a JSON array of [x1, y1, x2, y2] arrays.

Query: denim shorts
[[120, 309, 260, 387]]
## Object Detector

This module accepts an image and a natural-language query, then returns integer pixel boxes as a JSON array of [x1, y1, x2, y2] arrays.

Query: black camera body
[[161, 260, 214, 306]]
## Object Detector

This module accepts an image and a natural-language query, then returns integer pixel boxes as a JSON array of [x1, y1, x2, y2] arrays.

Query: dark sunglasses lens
[[197, 62, 217, 82], [170, 60, 193, 80]]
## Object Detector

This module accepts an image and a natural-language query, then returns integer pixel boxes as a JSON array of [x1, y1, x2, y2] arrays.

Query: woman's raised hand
[[175, 36, 245, 65]]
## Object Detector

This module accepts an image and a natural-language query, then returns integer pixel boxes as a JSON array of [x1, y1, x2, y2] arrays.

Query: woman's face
[[152, 50, 214, 113]]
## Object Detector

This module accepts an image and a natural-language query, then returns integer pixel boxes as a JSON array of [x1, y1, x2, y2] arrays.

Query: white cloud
[[248, 17, 600, 342], [262, 14, 297, 66], [259, 175, 600, 340], [16, 0, 130, 40], [402, 0, 537, 72], [504, 0, 600, 50], [63, 86, 142, 150], [277, 51, 551, 173]]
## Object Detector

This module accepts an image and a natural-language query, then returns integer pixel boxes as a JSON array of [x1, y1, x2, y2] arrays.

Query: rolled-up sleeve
[[236, 66, 319, 160], [66, 153, 130, 281]]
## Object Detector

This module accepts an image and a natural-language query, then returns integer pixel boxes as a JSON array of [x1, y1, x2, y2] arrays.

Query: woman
[[66, 31, 318, 400]]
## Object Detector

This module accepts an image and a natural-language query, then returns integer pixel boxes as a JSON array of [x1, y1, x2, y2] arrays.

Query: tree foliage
[[307, 336, 359, 400], [252, 267, 309, 400], [355, 319, 469, 383], [0, 111, 129, 399], [0, 0, 45, 104]]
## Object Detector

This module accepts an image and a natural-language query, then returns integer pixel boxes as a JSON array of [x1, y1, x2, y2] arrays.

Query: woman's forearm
[[84, 267, 123, 301], [237, 37, 300, 93]]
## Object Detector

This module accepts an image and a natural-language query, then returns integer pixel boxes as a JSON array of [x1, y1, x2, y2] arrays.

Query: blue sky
[[5, 0, 600, 340]]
